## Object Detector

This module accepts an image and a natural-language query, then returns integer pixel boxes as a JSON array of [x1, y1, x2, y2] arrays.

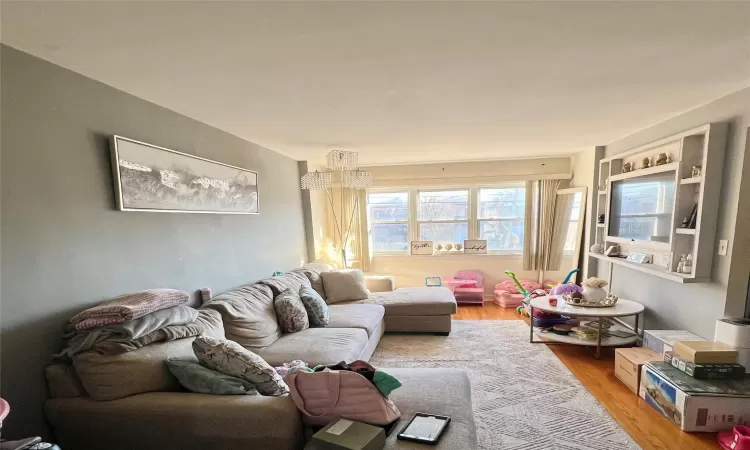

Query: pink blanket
[[71, 289, 189, 330]]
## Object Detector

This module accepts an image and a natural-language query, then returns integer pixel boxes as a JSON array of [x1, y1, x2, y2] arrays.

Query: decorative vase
[[581, 286, 608, 301]]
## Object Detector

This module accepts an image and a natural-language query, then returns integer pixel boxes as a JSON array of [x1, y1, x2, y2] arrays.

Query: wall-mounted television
[[608, 172, 675, 244]]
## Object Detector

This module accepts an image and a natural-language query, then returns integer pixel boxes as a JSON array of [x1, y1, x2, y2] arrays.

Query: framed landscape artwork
[[110, 136, 259, 214]]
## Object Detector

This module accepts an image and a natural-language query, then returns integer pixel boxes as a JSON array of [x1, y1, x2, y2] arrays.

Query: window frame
[[416, 188, 471, 245], [367, 189, 411, 254], [367, 183, 527, 257], [475, 184, 526, 255]]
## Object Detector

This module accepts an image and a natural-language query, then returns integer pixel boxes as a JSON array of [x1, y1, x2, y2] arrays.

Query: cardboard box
[[643, 330, 706, 357], [308, 419, 385, 450], [673, 341, 738, 364], [639, 362, 750, 432], [664, 351, 746, 379], [615, 347, 661, 394]]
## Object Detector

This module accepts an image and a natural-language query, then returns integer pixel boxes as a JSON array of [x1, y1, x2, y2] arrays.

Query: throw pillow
[[192, 336, 289, 396], [166, 359, 259, 395], [274, 288, 309, 333], [320, 269, 370, 304], [298, 285, 330, 327]]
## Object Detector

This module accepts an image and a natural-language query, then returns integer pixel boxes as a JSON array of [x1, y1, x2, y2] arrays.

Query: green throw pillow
[[299, 285, 330, 327], [166, 359, 259, 395]]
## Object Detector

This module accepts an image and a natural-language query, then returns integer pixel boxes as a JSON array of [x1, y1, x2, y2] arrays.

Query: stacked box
[[643, 330, 706, 357], [664, 351, 745, 379], [639, 361, 750, 432]]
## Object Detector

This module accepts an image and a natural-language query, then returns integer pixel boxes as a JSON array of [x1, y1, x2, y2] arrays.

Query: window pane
[[368, 192, 408, 222], [480, 220, 524, 251], [419, 222, 468, 244], [371, 223, 408, 253], [419, 190, 468, 221], [478, 187, 525, 219]]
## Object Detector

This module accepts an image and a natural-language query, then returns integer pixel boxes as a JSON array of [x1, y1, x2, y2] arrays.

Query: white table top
[[529, 295, 644, 318]]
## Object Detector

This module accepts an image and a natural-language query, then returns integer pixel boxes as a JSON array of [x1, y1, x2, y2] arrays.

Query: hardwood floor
[[454, 302, 718, 450]]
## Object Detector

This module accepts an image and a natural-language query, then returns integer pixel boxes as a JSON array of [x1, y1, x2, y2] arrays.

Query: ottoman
[[304, 368, 476, 449], [357, 287, 457, 334], [384, 368, 476, 449]]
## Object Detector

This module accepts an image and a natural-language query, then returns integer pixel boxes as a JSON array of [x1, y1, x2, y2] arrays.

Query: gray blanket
[[56, 305, 199, 359]]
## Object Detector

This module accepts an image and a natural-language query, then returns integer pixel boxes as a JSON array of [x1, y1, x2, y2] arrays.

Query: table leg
[[596, 319, 603, 359], [634, 313, 640, 336], [529, 306, 534, 343]]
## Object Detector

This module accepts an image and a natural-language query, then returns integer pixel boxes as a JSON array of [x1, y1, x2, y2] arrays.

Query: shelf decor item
[[692, 166, 702, 177], [463, 240, 487, 255], [455, 243, 463, 251], [445, 243, 453, 251], [562, 292, 619, 307], [655, 153, 668, 165], [410, 241, 434, 256], [580, 277, 609, 301]]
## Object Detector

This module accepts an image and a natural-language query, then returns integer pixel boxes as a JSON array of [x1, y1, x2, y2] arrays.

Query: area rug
[[370, 320, 641, 450]]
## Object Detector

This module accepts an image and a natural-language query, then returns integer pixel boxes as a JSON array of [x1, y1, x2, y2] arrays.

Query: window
[[563, 192, 583, 255], [417, 190, 469, 244], [368, 192, 409, 253], [477, 186, 525, 252]]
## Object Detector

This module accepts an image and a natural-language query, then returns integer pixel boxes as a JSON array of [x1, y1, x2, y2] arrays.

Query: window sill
[[372, 253, 523, 260]]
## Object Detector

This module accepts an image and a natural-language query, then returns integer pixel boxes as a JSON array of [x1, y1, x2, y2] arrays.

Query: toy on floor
[[503, 270, 551, 317], [493, 278, 554, 308], [548, 269, 583, 296]]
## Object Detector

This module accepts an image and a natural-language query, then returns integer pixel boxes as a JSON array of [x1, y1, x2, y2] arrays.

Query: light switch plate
[[718, 240, 728, 256]]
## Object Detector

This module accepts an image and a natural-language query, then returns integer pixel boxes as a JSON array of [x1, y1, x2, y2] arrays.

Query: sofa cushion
[[259, 272, 311, 297], [166, 359, 259, 395], [201, 283, 281, 350], [256, 328, 370, 367], [320, 270, 370, 304], [71, 309, 224, 401], [274, 289, 309, 333], [298, 285, 330, 327], [294, 260, 334, 299], [353, 287, 457, 316], [327, 304, 385, 338], [193, 336, 289, 396]]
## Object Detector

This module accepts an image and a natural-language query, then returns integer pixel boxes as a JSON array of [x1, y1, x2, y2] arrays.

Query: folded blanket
[[94, 322, 204, 355], [57, 305, 199, 359], [71, 289, 189, 330]]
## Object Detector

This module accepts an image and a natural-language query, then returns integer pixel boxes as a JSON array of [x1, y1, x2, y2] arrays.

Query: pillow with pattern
[[274, 288, 309, 333], [192, 336, 288, 396], [166, 359, 259, 395], [299, 285, 330, 327]]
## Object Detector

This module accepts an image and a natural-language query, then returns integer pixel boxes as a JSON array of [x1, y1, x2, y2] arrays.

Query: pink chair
[[453, 270, 485, 305]]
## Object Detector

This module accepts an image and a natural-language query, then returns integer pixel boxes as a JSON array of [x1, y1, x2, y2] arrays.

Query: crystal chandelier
[[301, 150, 372, 268]]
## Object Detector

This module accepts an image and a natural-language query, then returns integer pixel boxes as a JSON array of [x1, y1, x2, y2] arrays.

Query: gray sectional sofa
[[45, 262, 470, 449]]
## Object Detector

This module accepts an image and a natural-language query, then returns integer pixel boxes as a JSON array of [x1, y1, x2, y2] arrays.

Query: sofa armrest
[[46, 392, 303, 450], [365, 275, 395, 293]]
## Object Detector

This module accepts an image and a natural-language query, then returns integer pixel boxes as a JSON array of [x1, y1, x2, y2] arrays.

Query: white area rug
[[370, 320, 641, 450]]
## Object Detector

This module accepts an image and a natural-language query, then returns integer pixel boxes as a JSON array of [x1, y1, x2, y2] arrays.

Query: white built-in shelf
[[588, 252, 708, 283], [675, 228, 696, 235], [598, 190, 607, 195], [680, 176, 702, 185], [596, 223, 605, 228], [609, 162, 680, 182]]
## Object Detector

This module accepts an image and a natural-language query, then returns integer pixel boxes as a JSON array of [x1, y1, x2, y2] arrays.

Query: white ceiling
[[3, 1, 750, 165]]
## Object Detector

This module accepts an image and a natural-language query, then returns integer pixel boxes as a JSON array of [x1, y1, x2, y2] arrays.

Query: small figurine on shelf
[[692, 166, 702, 178], [677, 255, 686, 273], [641, 157, 650, 169], [597, 214, 605, 224], [622, 162, 632, 173], [435, 243, 443, 252], [455, 243, 463, 251], [655, 153, 669, 166], [683, 254, 693, 274], [445, 243, 453, 251]]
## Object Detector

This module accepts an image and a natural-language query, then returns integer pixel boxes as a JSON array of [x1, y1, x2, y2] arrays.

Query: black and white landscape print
[[111, 136, 258, 214]]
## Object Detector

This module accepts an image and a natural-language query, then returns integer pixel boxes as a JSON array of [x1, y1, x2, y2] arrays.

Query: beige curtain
[[523, 179, 561, 271], [325, 188, 371, 271]]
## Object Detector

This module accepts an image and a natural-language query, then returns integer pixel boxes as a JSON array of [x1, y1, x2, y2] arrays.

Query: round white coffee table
[[528, 296, 645, 358]]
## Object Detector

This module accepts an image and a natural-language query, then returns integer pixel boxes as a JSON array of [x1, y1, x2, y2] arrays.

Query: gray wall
[[597, 87, 750, 339], [0, 45, 308, 438]]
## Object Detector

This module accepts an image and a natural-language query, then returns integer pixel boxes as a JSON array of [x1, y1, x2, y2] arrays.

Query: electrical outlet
[[718, 240, 728, 256]]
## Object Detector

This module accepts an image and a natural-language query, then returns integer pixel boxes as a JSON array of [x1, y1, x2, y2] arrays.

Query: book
[[672, 341, 738, 364], [664, 351, 745, 379], [644, 362, 750, 396]]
